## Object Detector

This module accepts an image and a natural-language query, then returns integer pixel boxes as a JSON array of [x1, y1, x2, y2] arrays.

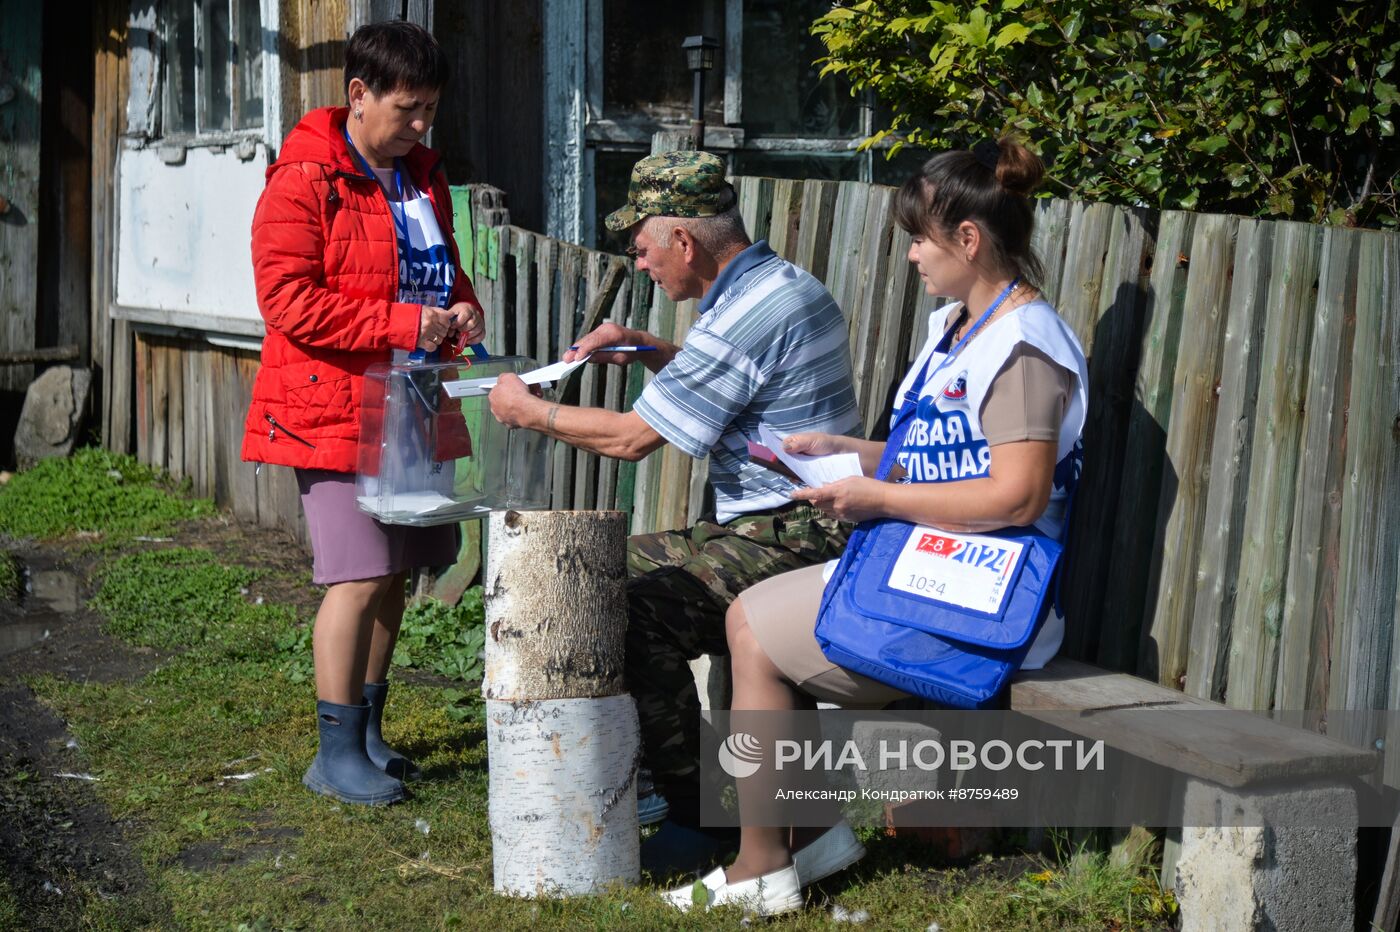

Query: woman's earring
[[354, 108, 363, 121]]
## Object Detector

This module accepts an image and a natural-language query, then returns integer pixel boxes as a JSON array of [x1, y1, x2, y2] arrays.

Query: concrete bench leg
[[1175, 778, 1356, 931], [689, 654, 732, 713]]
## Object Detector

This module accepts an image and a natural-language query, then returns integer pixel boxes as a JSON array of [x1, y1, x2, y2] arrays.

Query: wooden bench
[[694, 654, 1377, 928], [1010, 658, 1373, 929]]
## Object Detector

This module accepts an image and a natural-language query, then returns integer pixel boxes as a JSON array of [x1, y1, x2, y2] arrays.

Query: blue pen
[[568, 344, 658, 353]]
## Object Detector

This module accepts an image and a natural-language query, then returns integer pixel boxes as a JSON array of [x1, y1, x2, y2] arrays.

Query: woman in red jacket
[[242, 21, 484, 806]]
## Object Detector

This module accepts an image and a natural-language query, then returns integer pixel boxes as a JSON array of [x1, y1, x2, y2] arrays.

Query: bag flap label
[[886, 527, 1024, 615]]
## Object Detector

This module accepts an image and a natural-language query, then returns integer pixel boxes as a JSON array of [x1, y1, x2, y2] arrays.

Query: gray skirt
[[296, 469, 458, 585]]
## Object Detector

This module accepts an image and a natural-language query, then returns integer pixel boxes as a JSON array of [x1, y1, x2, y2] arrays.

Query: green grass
[[0, 874, 20, 931], [15, 460, 1174, 929], [0, 447, 213, 541], [0, 550, 20, 601]]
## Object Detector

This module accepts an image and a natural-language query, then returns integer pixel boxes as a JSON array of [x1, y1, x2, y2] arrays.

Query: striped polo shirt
[[633, 240, 862, 523]]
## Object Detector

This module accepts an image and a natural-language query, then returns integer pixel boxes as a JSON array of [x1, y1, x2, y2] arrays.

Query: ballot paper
[[757, 423, 864, 487], [356, 491, 477, 522], [441, 357, 589, 398]]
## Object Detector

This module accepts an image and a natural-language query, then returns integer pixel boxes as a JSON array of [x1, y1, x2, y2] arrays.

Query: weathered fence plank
[[619, 269, 655, 529], [550, 245, 585, 508], [1054, 201, 1116, 350], [1183, 219, 1275, 699], [1225, 221, 1322, 710], [794, 180, 838, 282], [846, 186, 896, 423], [767, 178, 804, 262], [1061, 206, 1151, 659], [827, 181, 871, 326], [736, 175, 774, 244], [1139, 213, 1238, 688], [1097, 211, 1195, 671], [510, 229, 536, 359], [1277, 226, 1361, 710], [1330, 232, 1400, 717], [534, 235, 557, 372], [866, 223, 920, 436], [1032, 198, 1074, 308]]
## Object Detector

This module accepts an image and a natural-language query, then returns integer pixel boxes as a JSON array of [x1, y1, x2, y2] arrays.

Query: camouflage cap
[[604, 150, 735, 232]]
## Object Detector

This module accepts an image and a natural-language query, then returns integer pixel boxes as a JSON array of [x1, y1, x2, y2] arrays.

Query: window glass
[[732, 150, 861, 183], [594, 148, 649, 255], [164, 0, 197, 135], [741, 0, 858, 137], [203, 0, 233, 131], [873, 146, 932, 187], [161, 0, 262, 137], [235, 0, 263, 129], [603, 0, 724, 123]]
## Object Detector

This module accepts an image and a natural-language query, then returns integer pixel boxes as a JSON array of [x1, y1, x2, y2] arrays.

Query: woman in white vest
[[662, 138, 1089, 916]]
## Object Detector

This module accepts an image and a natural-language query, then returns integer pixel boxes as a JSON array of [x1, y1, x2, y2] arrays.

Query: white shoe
[[793, 821, 866, 886], [661, 864, 804, 917]]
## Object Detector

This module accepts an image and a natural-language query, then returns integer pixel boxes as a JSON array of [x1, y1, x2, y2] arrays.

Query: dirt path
[[0, 517, 317, 928]]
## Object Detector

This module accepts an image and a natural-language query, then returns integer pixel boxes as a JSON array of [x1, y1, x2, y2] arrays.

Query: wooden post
[[483, 509, 639, 897]]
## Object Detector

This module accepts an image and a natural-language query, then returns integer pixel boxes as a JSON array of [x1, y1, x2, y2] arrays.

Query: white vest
[[892, 299, 1089, 668]]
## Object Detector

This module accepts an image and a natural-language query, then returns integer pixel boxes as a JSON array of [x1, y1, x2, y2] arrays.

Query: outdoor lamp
[[682, 34, 720, 149]]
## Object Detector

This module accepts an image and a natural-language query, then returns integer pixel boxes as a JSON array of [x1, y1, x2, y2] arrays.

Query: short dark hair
[[893, 138, 1046, 288], [344, 21, 449, 97]]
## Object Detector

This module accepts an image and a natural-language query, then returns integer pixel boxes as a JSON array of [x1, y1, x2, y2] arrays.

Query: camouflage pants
[[626, 503, 849, 826]]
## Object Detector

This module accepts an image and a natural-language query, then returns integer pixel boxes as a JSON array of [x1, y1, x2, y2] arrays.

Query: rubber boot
[[363, 681, 423, 782], [302, 699, 407, 805]]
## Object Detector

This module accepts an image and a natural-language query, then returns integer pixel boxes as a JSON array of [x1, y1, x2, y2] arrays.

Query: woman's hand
[[781, 432, 848, 457], [791, 476, 890, 523], [783, 432, 886, 476], [446, 301, 486, 348], [417, 305, 456, 351]]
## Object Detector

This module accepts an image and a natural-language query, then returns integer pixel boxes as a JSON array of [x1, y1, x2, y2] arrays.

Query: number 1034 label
[[886, 527, 1024, 615]]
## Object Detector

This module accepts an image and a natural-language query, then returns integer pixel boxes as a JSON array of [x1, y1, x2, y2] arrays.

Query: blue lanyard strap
[[343, 129, 419, 290], [875, 277, 1019, 481]]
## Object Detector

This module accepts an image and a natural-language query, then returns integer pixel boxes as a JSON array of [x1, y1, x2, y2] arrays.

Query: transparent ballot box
[[356, 355, 553, 526]]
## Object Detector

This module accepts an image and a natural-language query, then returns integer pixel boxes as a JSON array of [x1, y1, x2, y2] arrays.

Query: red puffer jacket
[[241, 106, 481, 472]]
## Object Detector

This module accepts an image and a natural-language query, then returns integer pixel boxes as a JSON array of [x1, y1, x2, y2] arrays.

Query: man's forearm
[[525, 397, 656, 460]]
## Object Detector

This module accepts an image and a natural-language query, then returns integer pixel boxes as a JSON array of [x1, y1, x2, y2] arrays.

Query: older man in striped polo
[[488, 150, 862, 876]]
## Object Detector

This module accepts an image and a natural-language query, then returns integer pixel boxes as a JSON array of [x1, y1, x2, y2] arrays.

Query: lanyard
[[343, 129, 422, 291], [876, 277, 1020, 482]]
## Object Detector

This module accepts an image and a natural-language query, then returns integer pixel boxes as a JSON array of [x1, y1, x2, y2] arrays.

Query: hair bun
[[994, 138, 1044, 197]]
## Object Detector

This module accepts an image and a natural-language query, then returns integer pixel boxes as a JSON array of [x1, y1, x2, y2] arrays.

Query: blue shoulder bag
[[814, 287, 1068, 709]]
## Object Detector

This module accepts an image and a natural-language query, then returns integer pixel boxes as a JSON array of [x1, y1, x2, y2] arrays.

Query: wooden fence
[[458, 178, 1400, 719]]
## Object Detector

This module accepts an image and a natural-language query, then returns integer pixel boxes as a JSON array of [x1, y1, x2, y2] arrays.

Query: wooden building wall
[[433, 0, 545, 234], [94, 0, 131, 454]]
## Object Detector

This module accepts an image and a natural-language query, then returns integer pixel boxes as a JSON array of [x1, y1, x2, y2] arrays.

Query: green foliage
[[815, 0, 1399, 226], [92, 548, 308, 676], [0, 448, 213, 541], [395, 588, 486, 684]]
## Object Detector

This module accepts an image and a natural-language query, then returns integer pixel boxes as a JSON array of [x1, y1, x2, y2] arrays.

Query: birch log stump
[[483, 510, 639, 896]]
